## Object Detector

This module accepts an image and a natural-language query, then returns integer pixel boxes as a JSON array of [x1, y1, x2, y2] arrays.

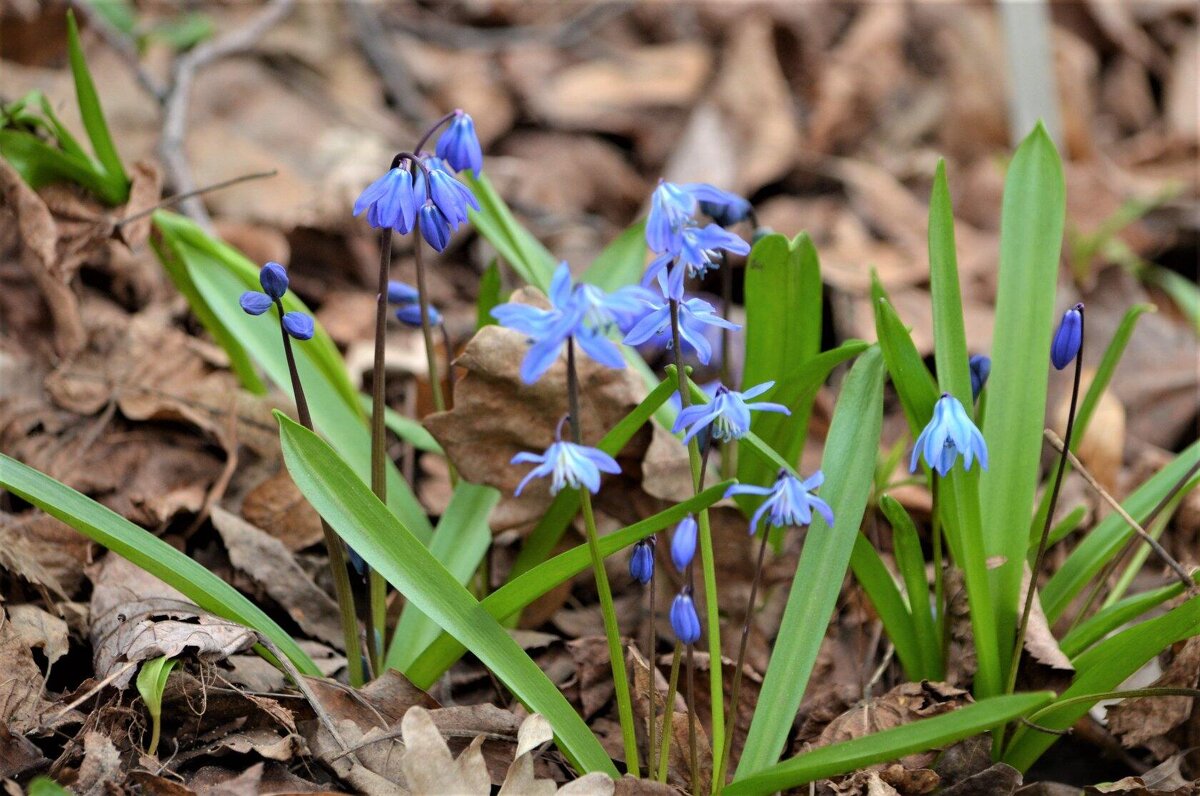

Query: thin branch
[[115, 169, 277, 229], [345, 0, 429, 124]]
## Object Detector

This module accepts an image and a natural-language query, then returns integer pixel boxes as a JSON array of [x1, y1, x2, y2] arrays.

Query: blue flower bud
[[1051, 304, 1083, 370], [435, 110, 483, 175], [669, 589, 701, 645], [629, 539, 654, 584], [700, 195, 752, 227], [240, 291, 273, 316], [418, 204, 452, 252], [670, 515, 698, 572], [259, 262, 289, 299], [387, 281, 420, 305], [395, 303, 442, 327], [282, 311, 314, 341], [969, 354, 991, 400]]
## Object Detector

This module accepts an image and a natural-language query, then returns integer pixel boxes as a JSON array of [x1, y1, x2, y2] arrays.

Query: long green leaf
[[871, 276, 938, 437], [735, 347, 885, 779], [979, 123, 1065, 676], [1003, 595, 1200, 771], [881, 495, 943, 679], [386, 481, 500, 670], [276, 415, 615, 776], [66, 10, 129, 197], [742, 232, 822, 394], [0, 129, 125, 205], [582, 220, 648, 291], [361, 395, 442, 453], [463, 173, 557, 291], [406, 480, 733, 687], [1060, 579, 1189, 658], [728, 692, 1053, 795], [0, 454, 318, 676], [848, 532, 923, 678]]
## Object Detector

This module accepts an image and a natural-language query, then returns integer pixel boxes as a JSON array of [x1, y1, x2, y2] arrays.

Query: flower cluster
[[645, 181, 751, 301], [239, 262, 314, 340], [387, 280, 443, 327], [621, 295, 739, 366], [354, 111, 483, 252]]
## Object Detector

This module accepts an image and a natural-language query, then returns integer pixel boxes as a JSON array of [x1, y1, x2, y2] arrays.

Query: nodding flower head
[[629, 538, 655, 585], [259, 262, 289, 299], [969, 354, 991, 400], [435, 110, 483, 176], [725, 469, 834, 535], [670, 515, 698, 572], [669, 587, 702, 645], [395, 303, 442, 327], [646, 181, 748, 254], [622, 295, 740, 366], [672, 381, 789, 444], [354, 167, 418, 234], [418, 204, 452, 252], [643, 223, 750, 300], [1051, 303, 1084, 370], [281, 311, 314, 341], [700, 194, 753, 227], [910, 393, 988, 477], [511, 420, 621, 497], [414, 158, 479, 229]]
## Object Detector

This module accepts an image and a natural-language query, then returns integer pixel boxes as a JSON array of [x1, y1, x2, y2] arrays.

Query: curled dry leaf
[[6, 603, 69, 667], [0, 605, 55, 733], [76, 730, 124, 796], [0, 511, 93, 597], [1017, 566, 1075, 673]]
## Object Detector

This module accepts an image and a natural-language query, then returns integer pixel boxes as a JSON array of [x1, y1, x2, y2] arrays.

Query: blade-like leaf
[[582, 220, 648, 291], [848, 532, 923, 678], [742, 232, 822, 394], [277, 414, 616, 776], [1059, 579, 1190, 659], [0, 454, 319, 676], [66, 10, 129, 196], [476, 260, 503, 329], [871, 276, 938, 437], [881, 495, 943, 679], [728, 692, 1053, 795], [927, 159, 973, 408], [0, 129, 125, 205], [463, 173, 557, 291], [736, 347, 885, 778]]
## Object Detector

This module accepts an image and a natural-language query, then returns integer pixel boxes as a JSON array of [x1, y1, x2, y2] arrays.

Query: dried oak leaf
[[6, 603, 69, 667], [0, 510, 93, 597], [75, 730, 123, 796], [0, 606, 55, 733], [1108, 635, 1200, 754]]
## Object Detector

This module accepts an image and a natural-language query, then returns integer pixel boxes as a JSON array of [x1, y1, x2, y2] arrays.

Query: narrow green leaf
[[0, 454, 318, 676], [1004, 595, 1200, 771], [582, 220, 648, 291], [1060, 579, 1189, 659], [1103, 476, 1197, 606], [928, 159, 973, 409], [66, 10, 129, 195], [980, 122, 1066, 676], [1045, 505, 1087, 549], [871, 278, 938, 437], [277, 415, 615, 776], [848, 532, 924, 678], [881, 495, 943, 679], [360, 395, 443, 453], [728, 692, 1054, 795], [406, 480, 733, 688], [735, 347, 886, 779], [463, 173, 557, 291], [476, 260, 503, 329], [386, 481, 500, 670], [742, 232, 822, 394], [0, 129, 125, 205]]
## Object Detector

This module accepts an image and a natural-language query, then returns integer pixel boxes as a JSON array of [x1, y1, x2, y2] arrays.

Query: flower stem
[[647, 558, 658, 778], [1006, 308, 1085, 698], [931, 477, 946, 663], [657, 643, 683, 782], [567, 337, 640, 775], [716, 525, 769, 787], [686, 637, 700, 792], [412, 110, 458, 155], [667, 299, 725, 774], [278, 304, 364, 687], [413, 237, 457, 489]]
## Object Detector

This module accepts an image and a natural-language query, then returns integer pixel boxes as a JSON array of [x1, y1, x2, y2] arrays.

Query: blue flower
[[282, 311, 314, 341], [969, 354, 991, 400], [909, 393, 988, 476], [669, 588, 701, 645], [673, 381, 789, 444], [670, 515, 697, 572], [240, 291, 273, 316], [643, 223, 750, 300], [259, 262, 289, 299], [435, 110, 483, 175], [700, 195, 753, 227], [414, 159, 479, 230], [395, 303, 442, 327], [418, 204, 452, 252], [511, 435, 620, 497], [1051, 303, 1083, 370], [725, 470, 834, 535], [622, 295, 740, 365], [387, 281, 420, 305], [646, 181, 747, 254], [354, 167, 418, 233], [629, 539, 655, 584]]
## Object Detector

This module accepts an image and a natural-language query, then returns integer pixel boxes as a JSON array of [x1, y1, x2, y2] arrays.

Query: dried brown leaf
[[1108, 635, 1200, 753]]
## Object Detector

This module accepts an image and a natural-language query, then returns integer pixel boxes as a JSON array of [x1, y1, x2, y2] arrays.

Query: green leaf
[[475, 260, 503, 329], [742, 232, 822, 395], [927, 159, 973, 409], [1003, 595, 1200, 771], [150, 12, 214, 50], [360, 395, 443, 453], [848, 532, 924, 679], [27, 777, 69, 796], [66, 10, 129, 197], [881, 495, 943, 679], [729, 692, 1053, 795], [735, 347, 885, 779], [463, 173, 557, 292], [386, 481, 500, 671], [979, 122, 1065, 677], [1041, 440, 1200, 622], [0, 454, 318, 676], [871, 276, 938, 437], [136, 655, 178, 755], [1059, 579, 1189, 659], [582, 220, 648, 291], [0, 129, 125, 205], [406, 480, 734, 688], [276, 415, 615, 776]]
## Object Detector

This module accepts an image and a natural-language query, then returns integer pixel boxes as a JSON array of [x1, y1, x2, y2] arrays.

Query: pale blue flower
[[909, 393, 989, 476], [673, 382, 789, 443], [622, 295, 740, 365], [725, 470, 834, 535], [511, 436, 621, 496], [643, 223, 750, 300], [418, 204, 452, 252], [646, 181, 747, 254]]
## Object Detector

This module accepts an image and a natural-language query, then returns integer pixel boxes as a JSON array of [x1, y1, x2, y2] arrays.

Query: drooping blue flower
[[725, 470, 834, 535], [259, 262, 289, 299], [669, 588, 701, 645], [670, 515, 698, 572], [909, 393, 989, 476], [646, 181, 748, 254], [629, 539, 655, 585], [387, 281, 420, 305], [1051, 303, 1084, 370], [413, 160, 480, 229], [240, 291, 274, 316], [354, 167, 418, 233], [700, 194, 753, 227], [622, 295, 740, 365], [673, 382, 789, 444], [969, 354, 991, 400], [435, 110, 483, 175], [281, 311, 315, 341], [511, 433, 621, 497], [643, 223, 751, 300], [395, 303, 443, 327], [418, 204, 452, 252]]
